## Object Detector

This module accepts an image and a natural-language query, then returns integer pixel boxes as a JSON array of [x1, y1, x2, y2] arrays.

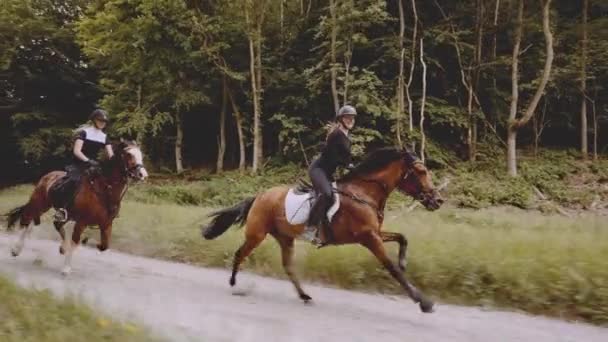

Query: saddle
[[284, 179, 340, 244]]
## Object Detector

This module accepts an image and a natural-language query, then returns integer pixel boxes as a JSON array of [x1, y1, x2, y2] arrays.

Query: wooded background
[[1, 0, 607, 184]]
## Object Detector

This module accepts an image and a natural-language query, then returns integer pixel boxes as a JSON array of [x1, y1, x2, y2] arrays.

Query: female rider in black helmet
[[307, 105, 357, 243], [52, 109, 114, 223]]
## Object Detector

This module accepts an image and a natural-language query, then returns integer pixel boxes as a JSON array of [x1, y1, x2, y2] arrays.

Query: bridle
[[121, 146, 144, 180]]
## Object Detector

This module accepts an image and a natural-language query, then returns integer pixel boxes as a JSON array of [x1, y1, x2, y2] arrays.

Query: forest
[[1, 0, 607, 185]]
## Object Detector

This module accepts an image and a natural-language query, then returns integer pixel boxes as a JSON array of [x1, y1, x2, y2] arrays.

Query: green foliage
[[126, 164, 306, 206], [77, 0, 211, 141]]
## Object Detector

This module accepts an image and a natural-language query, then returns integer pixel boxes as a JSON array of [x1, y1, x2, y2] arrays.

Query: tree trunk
[[592, 98, 597, 161], [396, 0, 406, 148], [580, 0, 589, 159], [419, 37, 427, 162], [469, 0, 484, 161], [506, 0, 523, 176], [343, 38, 352, 105], [329, 0, 340, 113], [280, 0, 284, 42], [507, 0, 554, 176], [227, 87, 246, 174], [247, 3, 264, 175], [533, 97, 548, 158], [254, 19, 264, 173], [217, 76, 228, 173], [491, 0, 500, 127], [406, 0, 418, 151], [175, 112, 184, 174]]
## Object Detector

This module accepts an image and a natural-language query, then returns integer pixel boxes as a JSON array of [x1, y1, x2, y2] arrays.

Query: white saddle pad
[[284, 183, 340, 225]]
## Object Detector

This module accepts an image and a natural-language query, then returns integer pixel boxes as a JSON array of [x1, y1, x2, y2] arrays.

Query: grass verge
[[0, 276, 156, 342]]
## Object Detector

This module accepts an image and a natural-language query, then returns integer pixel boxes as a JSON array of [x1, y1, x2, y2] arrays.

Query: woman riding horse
[[202, 147, 443, 313], [6, 111, 148, 275], [51, 109, 114, 223], [308, 105, 357, 244]]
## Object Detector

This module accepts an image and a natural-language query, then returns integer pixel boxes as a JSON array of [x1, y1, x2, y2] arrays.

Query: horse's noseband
[[126, 163, 144, 179]]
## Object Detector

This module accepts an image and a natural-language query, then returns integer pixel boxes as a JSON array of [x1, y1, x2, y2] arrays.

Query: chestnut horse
[[5, 140, 148, 275], [202, 148, 443, 313]]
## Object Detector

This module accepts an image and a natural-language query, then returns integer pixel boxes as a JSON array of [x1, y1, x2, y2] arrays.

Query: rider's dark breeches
[[51, 164, 84, 209], [307, 163, 335, 226]]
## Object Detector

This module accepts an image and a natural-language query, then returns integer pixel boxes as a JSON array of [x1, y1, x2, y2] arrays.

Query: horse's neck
[[97, 158, 128, 199], [350, 162, 403, 206]]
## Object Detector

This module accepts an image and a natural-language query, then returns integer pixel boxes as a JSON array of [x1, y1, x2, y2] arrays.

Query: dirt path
[[0, 234, 606, 342]]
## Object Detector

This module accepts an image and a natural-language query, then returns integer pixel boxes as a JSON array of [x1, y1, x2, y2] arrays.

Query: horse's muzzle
[[128, 164, 148, 181], [420, 191, 444, 211]]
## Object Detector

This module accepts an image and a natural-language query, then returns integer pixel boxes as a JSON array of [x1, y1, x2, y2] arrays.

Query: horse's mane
[[339, 147, 411, 183], [99, 141, 137, 175]]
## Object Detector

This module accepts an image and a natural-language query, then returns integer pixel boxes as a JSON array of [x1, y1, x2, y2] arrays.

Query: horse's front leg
[[54, 221, 67, 254], [97, 222, 113, 252], [62, 221, 85, 276], [380, 231, 408, 271], [361, 231, 434, 313]]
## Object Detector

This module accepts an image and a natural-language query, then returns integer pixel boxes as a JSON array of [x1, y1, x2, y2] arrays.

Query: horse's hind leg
[[11, 224, 33, 257], [361, 232, 434, 313], [274, 234, 311, 302], [10, 205, 41, 257], [230, 231, 266, 287], [380, 231, 408, 271]]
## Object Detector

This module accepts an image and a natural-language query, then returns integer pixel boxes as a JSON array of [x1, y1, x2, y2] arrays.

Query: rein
[[87, 148, 138, 219], [335, 158, 424, 222], [335, 188, 385, 222]]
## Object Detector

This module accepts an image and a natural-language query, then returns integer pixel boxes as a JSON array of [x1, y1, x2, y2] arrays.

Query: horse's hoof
[[81, 237, 89, 245], [419, 299, 435, 313], [10, 248, 19, 257], [96, 244, 108, 252], [59, 246, 65, 255], [229, 277, 236, 287], [61, 267, 72, 277], [300, 293, 313, 303]]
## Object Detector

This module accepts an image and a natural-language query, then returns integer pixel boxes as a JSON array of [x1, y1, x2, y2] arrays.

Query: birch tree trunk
[[580, 0, 589, 159], [216, 75, 228, 173], [419, 38, 427, 162], [175, 112, 184, 174], [507, 0, 554, 176]]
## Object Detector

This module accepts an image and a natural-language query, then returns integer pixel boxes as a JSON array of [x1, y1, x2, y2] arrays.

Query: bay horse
[[201, 148, 443, 313], [5, 140, 148, 275]]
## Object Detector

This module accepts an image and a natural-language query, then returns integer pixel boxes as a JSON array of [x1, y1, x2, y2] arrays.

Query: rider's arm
[[73, 139, 89, 162], [105, 136, 114, 159], [328, 130, 352, 167]]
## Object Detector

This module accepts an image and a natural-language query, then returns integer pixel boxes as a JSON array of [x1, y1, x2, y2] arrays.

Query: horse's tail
[[202, 196, 257, 240], [5, 205, 26, 229]]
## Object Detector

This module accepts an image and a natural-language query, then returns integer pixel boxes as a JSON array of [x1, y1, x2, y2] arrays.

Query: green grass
[[2, 185, 607, 325], [0, 276, 156, 342]]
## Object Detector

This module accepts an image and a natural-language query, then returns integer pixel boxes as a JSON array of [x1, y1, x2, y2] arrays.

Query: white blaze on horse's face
[[126, 146, 148, 181]]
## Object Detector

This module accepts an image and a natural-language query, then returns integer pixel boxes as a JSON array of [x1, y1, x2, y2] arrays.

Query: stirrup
[[53, 208, 68, 223]]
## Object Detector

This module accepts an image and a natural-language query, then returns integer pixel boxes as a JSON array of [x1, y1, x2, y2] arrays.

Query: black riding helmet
[[89, 109, 109, 122], [335, 105, 357, 120]]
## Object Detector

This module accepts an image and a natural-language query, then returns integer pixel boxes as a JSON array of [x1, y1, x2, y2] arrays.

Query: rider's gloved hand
[[346, 163, 355, 171], [86, 159, 100, 167]]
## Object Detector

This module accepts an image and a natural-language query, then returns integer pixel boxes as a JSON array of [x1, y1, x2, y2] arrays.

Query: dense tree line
[[1, 0, 607, 184]]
